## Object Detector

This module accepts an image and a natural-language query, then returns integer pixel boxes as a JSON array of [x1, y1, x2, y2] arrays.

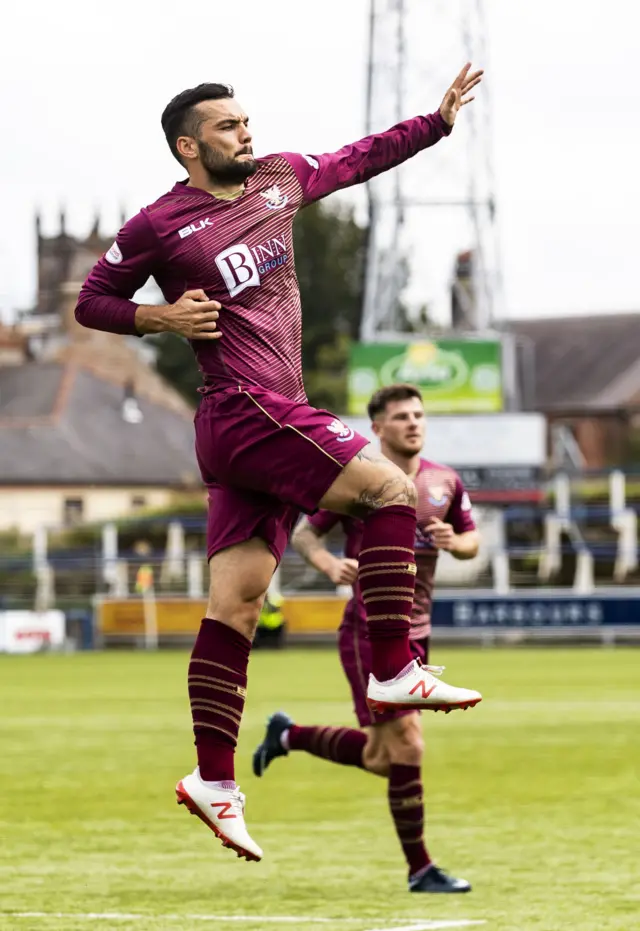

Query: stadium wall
[[87, 589, 640, 650]]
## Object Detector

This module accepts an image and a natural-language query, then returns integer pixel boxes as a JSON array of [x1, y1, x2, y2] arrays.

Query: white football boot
[[176, 769, 263, 861], [367, 661, 482, 714]]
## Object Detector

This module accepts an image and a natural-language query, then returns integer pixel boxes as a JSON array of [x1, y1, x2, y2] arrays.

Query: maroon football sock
[[359, 504, 416, 681], [188, 618, 251, 782], [388, 763, 431, 877], [288, 725, 367, 769]]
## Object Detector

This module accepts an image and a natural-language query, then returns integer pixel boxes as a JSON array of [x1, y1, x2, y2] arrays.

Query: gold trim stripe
[[240, 390, 282, 428], [366, 614, 411, 622], [360, 546, 414, 557], [190, 657, 243, 677], [311, 726, 330, 754], [188, 675, 247, 699], [192, 720, 238, 743], [190, 698, 242, 725], [363, 595, 415, 604], [394, 818, 424, 829], [241, 390, 343, 468], [191, 703, 242, 728], [360, 570, 416, 581], [320, 727, 335, 756], [389, 795, 423, 810], [330, 728, 347, 756], [389, 779, 423, 793], [286, 424, 343, 468], [359, 560, 410, 572]]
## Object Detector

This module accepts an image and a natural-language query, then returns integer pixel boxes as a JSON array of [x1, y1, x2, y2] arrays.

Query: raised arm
[[291, 515, 358, 586], [75, 211, 223, 340], [286, 62, 483, 204]]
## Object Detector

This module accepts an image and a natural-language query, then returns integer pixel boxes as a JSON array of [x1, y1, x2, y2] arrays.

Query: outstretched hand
[[439, 62, 484, 127]]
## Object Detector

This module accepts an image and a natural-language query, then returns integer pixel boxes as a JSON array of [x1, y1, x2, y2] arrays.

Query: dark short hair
[[161, 83, 234, 164], [367, 383, 423, 420]]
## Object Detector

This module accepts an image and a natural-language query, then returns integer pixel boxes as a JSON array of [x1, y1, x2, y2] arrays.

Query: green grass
[[0, 647, 638, 931]]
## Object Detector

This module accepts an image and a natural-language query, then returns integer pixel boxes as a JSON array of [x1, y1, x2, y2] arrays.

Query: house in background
[[509, 313, 640, 469], [0, 361, 201, 533], [0, 214, 202, 534]]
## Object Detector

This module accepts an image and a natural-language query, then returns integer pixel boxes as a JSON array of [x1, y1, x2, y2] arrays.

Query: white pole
[[609, 470, 626, 516], [539, 515, 561, 580], [102, 523, 118, 587], [143, 587, 158, 650], [165, 522, 185, 581], [573, 550, 594, 594], [492, 552, 510, 595], [554, 472, 571, 520], [187, 554, 204, 599], [32, 526, 48, 573]]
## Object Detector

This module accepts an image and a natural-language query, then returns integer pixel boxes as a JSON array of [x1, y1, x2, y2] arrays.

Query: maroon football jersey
[[308, 458, 476, 638], [76, 113, 452, 402]]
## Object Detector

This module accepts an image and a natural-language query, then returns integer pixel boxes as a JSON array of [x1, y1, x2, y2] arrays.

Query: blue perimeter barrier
[[431, 588, 640, 636]]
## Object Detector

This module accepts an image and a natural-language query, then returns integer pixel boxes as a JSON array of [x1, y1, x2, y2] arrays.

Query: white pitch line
[[4, 917, 333, 925], [6, 915, 486, 929], [364, 922, 485, 931]]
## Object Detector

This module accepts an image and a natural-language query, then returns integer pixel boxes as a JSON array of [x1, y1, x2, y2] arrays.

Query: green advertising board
[[348, 339, 503, 414]]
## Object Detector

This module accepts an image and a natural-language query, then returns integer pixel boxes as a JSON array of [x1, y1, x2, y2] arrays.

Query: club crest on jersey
[[259, 185, 288, 210], [427, 486, 449, 507], [326, 418, 354, 443]]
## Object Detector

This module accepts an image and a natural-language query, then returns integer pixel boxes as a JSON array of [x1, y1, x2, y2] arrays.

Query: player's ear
[[371, 419, 382, 437], [176, 136, 198, 163]]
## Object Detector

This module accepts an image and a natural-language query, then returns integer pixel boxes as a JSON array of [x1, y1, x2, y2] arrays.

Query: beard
[[197, 140, 258, 183], [387, 437, 423, 457]]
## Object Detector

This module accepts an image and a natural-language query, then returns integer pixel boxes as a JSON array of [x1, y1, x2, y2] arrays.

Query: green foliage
[[302, 332, 352, 413], [0, 528, 30, 557], [294, 202, 367, 350]]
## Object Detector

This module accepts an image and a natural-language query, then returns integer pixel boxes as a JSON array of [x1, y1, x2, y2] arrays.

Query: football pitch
[[1, 646, 638, 931]]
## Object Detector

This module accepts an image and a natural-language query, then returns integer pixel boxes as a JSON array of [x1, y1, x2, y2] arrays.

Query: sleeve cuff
[[128, 301, 144, 337], [433, 109, 453, 136]]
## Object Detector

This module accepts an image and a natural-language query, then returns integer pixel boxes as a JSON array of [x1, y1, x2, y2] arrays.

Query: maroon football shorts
[[195, 385, 368, 562]]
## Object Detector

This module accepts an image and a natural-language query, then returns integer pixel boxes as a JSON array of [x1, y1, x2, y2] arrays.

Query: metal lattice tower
[[360, 0, 502, 341]]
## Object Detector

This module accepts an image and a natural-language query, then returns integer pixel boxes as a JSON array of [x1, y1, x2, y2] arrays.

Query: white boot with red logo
[[176, 769, 263, 861], [366, 661, 482, 714]]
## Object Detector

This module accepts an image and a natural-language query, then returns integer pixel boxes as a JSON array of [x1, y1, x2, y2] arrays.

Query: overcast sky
[[0, 0, 637, 325]]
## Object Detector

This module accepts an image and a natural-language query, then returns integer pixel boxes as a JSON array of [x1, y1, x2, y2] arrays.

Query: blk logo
[[179, 218, 214, 239]]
